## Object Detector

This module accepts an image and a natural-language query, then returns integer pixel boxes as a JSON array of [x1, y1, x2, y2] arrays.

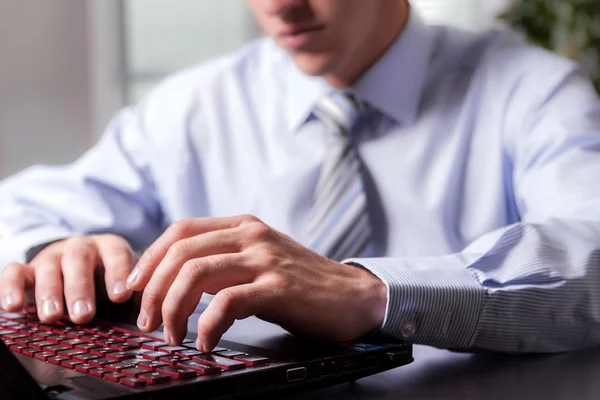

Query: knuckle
[[181, 258, 204, 279], [245, 222, 272, 242], [161, 300, 178, 326], [240, 214, 260, 223], [216, 289, 238, 314], [3, 262, 23, 276], [169, 220, 193, 239], [64, 236, 94, 260], [169, 239, 193, 259], [142, 284, 162, 306]]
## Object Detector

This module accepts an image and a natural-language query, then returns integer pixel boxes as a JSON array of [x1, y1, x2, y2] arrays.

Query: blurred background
[[0, 0, 597, 179]]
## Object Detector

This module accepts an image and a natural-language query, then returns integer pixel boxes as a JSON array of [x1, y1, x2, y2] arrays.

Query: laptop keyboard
[[0, 306, 269, 388]]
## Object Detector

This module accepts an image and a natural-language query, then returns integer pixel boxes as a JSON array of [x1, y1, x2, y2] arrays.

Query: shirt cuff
[[0, 226, 73, 267], [345, 255, 487, 349]]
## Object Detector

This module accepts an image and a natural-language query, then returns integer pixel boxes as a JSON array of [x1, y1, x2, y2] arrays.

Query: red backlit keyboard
[[0, 307, 269, 388]]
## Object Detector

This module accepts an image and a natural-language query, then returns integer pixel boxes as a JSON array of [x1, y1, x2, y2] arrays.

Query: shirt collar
[[283, 7, 437, 132]]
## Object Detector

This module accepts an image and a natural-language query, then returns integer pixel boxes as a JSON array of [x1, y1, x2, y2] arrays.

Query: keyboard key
[[45, 335, 70, 343], [142, 341, 168, 351], [5, 333, 26, 340], [126, 336, 153, 345], [156, 365, 197, 379], [58, 349, 86, 358], [75, 364, 94, 373], [213, 350, 244, 358], [73, 353, 99, 363], [63, 338, 88, 347], [177, 360, 221, 375], [89, 357, 117, 368], [35, 351, 55, 361], [137, 360, 168, 371], [104, 372, 125, 382], [96, 338, 122, 348], [104, 350, 139, 361], [61, 359, 82, 369], [121, 367, 147, 377], [89, 368, 105, 378], [21, 347, 42, 356], [110, 332, 137, 341], [0, 329, 14, 336], [158, 345, 186, 354], [175, 349, 204, 358], [138, 372, 170, 384], [142, 351, 169, 361], [193, 354, 245, 371], [234, 355, 269, 366], [48, 356, 69, 365], [14, 337, 41, 346], [8, 344, 27, 353], [75, 343, 102, 351], [119, 377, 145, 387], [90, 347, 116, 357], [106, 360, 142, 372], [30, 341, 55, 350], [111, 343, 140, 352], [159, 355, 188, 365], [80, 334, 103, 343], [45, 345, 72, 354]]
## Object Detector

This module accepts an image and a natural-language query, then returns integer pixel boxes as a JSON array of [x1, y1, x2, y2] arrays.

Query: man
[[1, 0, 600, 354]]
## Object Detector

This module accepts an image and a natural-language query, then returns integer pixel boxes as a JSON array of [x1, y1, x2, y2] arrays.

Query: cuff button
[[401, 321, 417, 338]]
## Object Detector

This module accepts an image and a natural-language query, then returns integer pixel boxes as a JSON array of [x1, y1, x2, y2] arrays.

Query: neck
[[324, 3, 410, 89]]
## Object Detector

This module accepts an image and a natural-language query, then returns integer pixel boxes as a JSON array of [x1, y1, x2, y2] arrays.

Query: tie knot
[[314, 92, 367, 136]]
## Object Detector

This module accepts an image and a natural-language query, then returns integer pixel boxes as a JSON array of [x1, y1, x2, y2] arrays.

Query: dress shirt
[[1, 10, 600, 353]]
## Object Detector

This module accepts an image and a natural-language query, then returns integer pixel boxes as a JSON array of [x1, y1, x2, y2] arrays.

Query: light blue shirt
[[2, 11, 600, 353]]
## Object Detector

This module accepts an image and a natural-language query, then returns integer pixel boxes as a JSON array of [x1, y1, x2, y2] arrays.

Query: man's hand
[[126, 215, 387, 352], [0, 235, 135, 324]]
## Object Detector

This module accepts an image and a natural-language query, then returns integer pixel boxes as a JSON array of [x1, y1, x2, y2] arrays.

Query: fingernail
[[137, 308, 148, 329], [112, 281, 129, 297], [42, 298, 59, 317], [72, 300, 91, 318], [126, 268, 140, 288], [3, 292, 16, 309], [163, 327, 171, 344]]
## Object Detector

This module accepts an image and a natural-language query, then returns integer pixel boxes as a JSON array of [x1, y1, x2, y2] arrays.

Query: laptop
[[0, 298, 413, 399]]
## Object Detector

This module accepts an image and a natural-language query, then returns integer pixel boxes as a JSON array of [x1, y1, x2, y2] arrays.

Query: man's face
[[246, 0, 402, 83]]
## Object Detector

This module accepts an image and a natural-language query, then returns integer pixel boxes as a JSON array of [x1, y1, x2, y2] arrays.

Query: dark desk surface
[[284, 345, 600, 400]]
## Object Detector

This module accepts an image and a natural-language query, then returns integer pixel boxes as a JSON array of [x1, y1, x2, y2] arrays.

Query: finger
[[61, 237, 98, 324], [32, 250, 65, 323], [96, 235, 134, 303], [0, 262, 34, 311], [161, 253, 253, 344], [137, 229, 243, 333], [195, 283, 268, 352], [128, 215, 254, 290]]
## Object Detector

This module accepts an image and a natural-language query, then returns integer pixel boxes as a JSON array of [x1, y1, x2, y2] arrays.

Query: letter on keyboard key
[[156, 366, 197, 379], [193, 354, 246, 370], [138, 372, 171, 384], [177, 360, 221, 375], [121, 367, 147, 377]]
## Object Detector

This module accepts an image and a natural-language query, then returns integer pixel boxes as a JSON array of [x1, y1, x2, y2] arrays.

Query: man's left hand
[[126, 215, 387, 352]]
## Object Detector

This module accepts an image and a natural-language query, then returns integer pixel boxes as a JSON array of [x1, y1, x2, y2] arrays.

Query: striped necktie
[[308, 92, 372, 261]]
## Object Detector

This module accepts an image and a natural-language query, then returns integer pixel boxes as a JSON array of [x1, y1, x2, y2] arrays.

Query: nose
[[260, 0, 307, 16]]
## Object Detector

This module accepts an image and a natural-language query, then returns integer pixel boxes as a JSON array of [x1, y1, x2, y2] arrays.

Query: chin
[[290, 53, 335, 77]]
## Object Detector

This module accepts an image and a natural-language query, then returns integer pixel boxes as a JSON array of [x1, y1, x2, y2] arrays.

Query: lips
[[277, 24, 326, 51]]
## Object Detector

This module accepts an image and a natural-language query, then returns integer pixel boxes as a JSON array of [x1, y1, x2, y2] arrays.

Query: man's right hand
[[0, 235, 135, 324]]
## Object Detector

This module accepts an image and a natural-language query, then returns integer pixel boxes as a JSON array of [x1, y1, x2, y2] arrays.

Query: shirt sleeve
[[347, 67, 600, 353], [0, 106, 165, 267]]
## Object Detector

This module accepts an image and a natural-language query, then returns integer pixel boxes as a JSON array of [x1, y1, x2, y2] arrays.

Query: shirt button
[[401, 321, 417, 338]]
